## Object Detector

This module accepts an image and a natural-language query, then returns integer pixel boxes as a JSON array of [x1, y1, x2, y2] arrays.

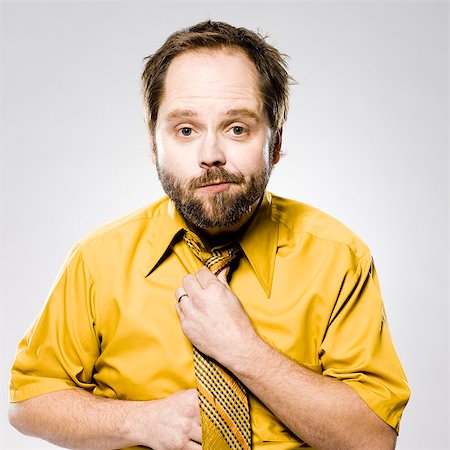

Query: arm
[[176, 268, 397, 450], [229, 334, 396, 450], [8, 388, 201, 450]]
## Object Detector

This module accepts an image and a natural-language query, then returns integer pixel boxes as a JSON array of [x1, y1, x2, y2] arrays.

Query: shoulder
[[270, 193, 370, 260], [58, 197, 172, 279], [68, 197, 171, 263], [79, 197, 168, 244]]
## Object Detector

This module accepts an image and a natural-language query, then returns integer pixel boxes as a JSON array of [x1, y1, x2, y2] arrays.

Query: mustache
[[189, 167, 245, 189]]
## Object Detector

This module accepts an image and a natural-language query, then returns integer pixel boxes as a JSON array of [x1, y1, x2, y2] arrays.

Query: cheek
[[156, 135, 200, 178], [155, 133, 180, 166], [228, 140, 271, 173]]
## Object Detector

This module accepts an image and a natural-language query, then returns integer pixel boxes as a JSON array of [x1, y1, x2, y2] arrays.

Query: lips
[[189, 168, 245, 190], [197, 182, 232, 193], [201, 180, 228, 187]]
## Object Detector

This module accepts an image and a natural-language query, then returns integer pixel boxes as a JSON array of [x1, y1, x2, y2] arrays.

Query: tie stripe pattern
[[183, 231, 252, 450]]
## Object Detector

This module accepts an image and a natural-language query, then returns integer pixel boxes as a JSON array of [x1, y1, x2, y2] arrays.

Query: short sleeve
[[9, 244, 101, 402], [320, 252, 410, 432]]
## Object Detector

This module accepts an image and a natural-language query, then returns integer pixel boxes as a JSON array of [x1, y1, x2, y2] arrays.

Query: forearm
[[8, 388, 151, 449], [178, 268, 397, 449], [230, 337, 396, 450]]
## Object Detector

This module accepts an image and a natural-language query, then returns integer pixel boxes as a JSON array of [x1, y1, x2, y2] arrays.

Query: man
[[9, 21, 409, 449]]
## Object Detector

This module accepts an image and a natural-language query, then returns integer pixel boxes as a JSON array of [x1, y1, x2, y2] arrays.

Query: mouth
[[197, 181, 233, 194]]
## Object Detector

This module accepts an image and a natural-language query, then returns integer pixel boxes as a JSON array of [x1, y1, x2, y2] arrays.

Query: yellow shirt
[[10, 192, 410, 448]]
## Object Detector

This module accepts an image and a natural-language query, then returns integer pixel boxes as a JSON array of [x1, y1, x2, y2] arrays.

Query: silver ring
[[178, 293, 188, 303]]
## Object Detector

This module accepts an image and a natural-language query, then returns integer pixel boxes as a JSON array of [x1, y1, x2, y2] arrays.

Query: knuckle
[[188, 388, 198, 399], [171, 435, 186, 449], [180, 323, 190, 337], [209, 284, 222, 296], [182, 390, 199, 416], [183, 274, 195, 283], [179, 418, 195, 441], [179, 418, 190, 434]]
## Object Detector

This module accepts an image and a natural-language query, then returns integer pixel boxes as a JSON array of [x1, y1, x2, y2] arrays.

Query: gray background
[[0, 1, 448, 449]]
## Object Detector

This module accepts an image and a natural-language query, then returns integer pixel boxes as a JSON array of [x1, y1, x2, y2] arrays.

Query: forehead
[[159, 48, 263, 117]]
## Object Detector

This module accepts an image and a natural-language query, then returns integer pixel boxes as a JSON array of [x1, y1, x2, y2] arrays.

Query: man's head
[[142, 20, 290, 140], [141, 21, 291, 234]]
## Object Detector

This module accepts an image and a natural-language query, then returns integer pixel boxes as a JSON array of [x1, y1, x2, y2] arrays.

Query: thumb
[[216, 266, 230, 286]]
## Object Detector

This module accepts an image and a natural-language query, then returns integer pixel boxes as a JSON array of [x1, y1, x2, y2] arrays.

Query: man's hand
[[9, 388, 202, 450], [174, 268, 398, 450], [175, 267, 259, 367], [141, 389, 201, 449]]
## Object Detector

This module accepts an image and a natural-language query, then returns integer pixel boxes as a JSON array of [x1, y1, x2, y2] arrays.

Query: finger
[[187, 388, 202, 428], [184, 442, 202, 450], [191, 420, 202, 445], [216, 266, 230, 286], [182, 273, 203, 294], [175, 287, 188, 303], [193, 400, 201, 424], [175, 302, 185, 320], [195, 266, 217, 288]]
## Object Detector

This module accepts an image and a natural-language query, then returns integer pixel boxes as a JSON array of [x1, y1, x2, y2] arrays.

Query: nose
[[198, 132, 226, 169]]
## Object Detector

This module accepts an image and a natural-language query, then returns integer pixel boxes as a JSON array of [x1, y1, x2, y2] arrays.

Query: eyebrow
[[165, 108, 261, 123], [223, 109, 261, 121], [165, 109, 198, 122]]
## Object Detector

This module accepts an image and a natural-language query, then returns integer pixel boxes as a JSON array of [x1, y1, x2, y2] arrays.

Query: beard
[[156, 161, 271, 230]]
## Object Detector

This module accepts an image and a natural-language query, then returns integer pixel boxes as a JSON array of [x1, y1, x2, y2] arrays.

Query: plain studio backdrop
[[0, 1, 448, 449]]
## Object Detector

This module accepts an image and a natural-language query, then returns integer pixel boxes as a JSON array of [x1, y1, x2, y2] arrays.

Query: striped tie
[[183, 230, 252, 450]]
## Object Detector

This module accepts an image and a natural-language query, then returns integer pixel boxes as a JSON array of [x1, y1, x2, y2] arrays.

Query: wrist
[[121, 398, 159, 447], [119, 400, 145, 446], [224, 330, 268, 376]]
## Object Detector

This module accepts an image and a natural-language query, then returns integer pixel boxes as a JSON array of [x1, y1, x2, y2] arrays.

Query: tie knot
[[183, 230, 242, 275]]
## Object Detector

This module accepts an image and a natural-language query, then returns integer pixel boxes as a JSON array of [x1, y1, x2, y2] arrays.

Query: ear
[[272, 128, 283, 165], [149, 132, 157, 165]]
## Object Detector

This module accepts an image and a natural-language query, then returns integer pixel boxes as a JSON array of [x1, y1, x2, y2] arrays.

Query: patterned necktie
[[183, 230, 252, 450]]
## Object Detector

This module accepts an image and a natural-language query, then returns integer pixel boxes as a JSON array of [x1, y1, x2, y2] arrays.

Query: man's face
[[152, 48, 279, 233]]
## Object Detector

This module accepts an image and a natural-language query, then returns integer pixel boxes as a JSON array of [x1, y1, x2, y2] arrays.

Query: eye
[[180, 127, 193, 137], [232, 126, 245, 136]]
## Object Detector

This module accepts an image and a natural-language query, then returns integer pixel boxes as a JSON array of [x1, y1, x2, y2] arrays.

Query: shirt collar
[[145, 199, 187, 277], [239, 191, 279, 297], [146, 192, 279, 297]]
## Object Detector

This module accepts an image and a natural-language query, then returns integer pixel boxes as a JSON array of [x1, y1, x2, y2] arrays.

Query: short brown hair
[[141, 20, 291, 136]]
